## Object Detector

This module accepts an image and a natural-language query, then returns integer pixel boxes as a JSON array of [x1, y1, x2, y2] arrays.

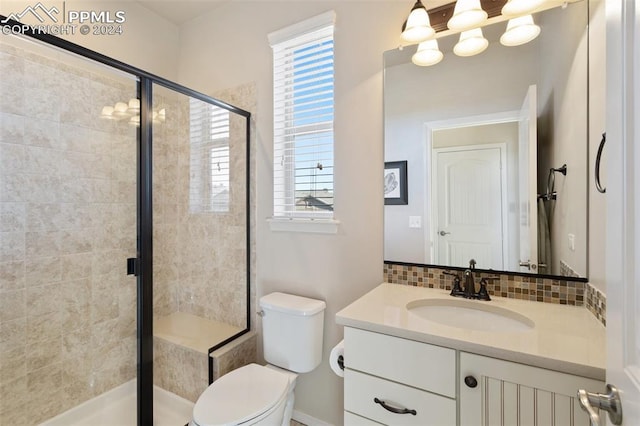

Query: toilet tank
[[259, 292, 326, 373]]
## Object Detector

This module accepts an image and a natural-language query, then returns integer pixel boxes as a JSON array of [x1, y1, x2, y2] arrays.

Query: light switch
[[568, 234, 575, 251], [409, 216, 422, 229]]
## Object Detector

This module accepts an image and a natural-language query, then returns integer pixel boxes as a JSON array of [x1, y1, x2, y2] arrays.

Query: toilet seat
[[192, 363, 291, 426]]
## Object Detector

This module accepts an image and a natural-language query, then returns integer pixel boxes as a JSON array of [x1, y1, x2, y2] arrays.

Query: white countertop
[[336, 283, 606, 380]]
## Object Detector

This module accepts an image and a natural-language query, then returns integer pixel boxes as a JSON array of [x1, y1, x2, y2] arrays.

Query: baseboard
[[292, 410, 335, 426]]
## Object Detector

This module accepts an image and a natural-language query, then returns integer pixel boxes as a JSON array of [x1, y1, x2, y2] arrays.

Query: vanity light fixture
[[500, 14, 541, 47], [400, 0, 550, 66], [400, 0, 435, 44], [412, 39, 444, 66], [501, 0, 545, 17], [447, 0, 488, 32], [100, 99, 166, 125], [453, 28, 489, 56]]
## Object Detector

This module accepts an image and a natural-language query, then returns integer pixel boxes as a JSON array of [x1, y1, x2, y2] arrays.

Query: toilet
[[189, 292, 326, 426]]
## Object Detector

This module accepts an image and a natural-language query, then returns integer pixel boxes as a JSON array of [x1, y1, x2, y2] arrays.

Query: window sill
[[267, 217, 340, 234]]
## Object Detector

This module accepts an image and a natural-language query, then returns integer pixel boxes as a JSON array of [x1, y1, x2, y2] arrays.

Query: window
[[269, 11, 335, 220], [189, 98, 230, 213]]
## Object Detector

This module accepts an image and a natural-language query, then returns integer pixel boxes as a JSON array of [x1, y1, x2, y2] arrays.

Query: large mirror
[[384, 1, 588, 278]]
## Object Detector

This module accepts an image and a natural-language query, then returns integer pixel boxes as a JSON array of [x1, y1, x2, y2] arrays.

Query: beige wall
[[177, 2, 401, 424], [384, 3, 590, 278], [0, 0, 180, 80], [384, 30, 538, 265]]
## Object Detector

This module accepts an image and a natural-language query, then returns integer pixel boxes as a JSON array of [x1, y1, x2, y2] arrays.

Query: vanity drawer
[[344, 411, 383, 425], [345, 369, 456, 425], [344, 327, 456, 397]]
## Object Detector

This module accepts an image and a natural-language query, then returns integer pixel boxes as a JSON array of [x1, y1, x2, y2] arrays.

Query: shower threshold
[[39, 380, 193, 426]]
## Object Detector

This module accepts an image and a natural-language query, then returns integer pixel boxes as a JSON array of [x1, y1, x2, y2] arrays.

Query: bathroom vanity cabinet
[[343, 327, 603, 426], [336, 284, 605, 426]]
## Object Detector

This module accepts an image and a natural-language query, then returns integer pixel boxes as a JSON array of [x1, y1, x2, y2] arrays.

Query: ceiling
[[136, 1, 228, 26]]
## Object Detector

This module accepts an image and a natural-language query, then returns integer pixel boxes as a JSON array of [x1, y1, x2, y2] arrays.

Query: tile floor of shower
[[38, 378, 308, 426], [40, 380, 193, 426]]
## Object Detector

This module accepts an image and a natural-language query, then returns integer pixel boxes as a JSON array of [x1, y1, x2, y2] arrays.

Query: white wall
[[0, 0, 180, 80], [177, 2, 404, 424], [536, 2, 589, 276], [588, 0, 607, 293]]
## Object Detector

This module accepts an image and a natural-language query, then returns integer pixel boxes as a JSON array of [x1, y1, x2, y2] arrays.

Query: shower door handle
[[127, 258, 140, 276]]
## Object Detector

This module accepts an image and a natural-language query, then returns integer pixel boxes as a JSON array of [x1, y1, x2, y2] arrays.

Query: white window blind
[[270, 12, 335, 219], [189, 98, 230, 213]]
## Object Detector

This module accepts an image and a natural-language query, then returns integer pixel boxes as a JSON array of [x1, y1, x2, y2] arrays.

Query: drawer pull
[[373, 397, 417, 416]]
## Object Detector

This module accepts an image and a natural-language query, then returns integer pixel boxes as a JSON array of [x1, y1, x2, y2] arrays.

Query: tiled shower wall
[[0, 40, 138, 424]]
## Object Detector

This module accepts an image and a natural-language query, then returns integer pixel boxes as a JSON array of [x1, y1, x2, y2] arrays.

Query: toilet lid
[[193, 363, 290, 426]]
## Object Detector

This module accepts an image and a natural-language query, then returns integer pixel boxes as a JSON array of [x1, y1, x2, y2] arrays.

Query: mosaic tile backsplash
[[384, 262, 606, 326]]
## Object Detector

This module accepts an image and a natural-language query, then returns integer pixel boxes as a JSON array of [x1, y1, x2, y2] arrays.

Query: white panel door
[[593, 1, 640, 424], [518, 85, 538, 273], [434, 146, 505, 270]]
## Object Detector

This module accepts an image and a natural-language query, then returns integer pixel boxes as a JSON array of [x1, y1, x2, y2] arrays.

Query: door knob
[[518, 260, 537, 270], [439, 230, 451, 236], [577, 384, 623, 426]]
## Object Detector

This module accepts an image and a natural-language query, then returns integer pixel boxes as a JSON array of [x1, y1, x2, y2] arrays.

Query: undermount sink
[[406, 299, 535, 332]]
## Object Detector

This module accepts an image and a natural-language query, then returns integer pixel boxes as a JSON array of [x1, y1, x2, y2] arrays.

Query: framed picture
[[384, 161, 408, 205]]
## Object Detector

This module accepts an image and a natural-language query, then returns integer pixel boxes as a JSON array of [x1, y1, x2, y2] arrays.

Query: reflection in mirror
[[384, 1, 588, 278]]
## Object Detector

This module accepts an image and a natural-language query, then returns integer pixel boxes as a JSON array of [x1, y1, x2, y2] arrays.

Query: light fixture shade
[[401, 0, 435, 44], [113, 101, 130, 117], [501, 0, 545, 17], [412, 39, 444, 66], [127, 98, 140, 114], [500, 15, 541, 47], [454, 28, 489, 57], [100, 106, 116, 120], [447, 0, 488, 32], [129, 115, 140, 126]]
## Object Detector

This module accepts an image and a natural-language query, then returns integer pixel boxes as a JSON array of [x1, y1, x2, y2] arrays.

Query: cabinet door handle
[[373, 397, 417, 415], [464, 375, 478, 388]]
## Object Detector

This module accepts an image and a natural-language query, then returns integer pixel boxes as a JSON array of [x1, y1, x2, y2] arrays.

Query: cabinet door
[[459, 352, 604, 426]]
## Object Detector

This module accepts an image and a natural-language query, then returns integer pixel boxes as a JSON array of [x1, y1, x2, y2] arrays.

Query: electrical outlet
[[568, 234, 575, 251], [409, 216, 422, 229]]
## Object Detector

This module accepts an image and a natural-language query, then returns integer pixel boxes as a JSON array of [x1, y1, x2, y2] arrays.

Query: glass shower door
[[150, 82, 250, 421]]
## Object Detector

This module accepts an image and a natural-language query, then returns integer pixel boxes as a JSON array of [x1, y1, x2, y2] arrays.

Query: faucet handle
[[444, 270, 464, 297], [477, 278, 492, 301], [469, 259, 477, 269], [443, 270, 460, 278]]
